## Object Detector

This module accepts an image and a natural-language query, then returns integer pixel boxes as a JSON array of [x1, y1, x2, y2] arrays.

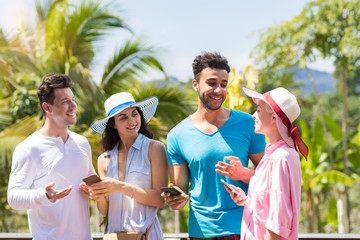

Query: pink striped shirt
[[241, 140, 301, 240]]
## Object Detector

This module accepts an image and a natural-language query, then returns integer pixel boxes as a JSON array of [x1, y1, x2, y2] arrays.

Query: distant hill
[[293, 68, 336, 95], [156, 68, 336, 96]]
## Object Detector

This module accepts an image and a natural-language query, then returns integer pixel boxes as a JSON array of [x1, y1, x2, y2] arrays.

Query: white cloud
[[307, 58, 335, 73]]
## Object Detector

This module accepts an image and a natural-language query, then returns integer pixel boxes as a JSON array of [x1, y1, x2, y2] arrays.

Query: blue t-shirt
[[166, 110, 266, 238]]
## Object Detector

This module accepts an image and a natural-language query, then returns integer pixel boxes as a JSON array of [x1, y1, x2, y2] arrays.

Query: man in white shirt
[[8, 73, 95, 240]]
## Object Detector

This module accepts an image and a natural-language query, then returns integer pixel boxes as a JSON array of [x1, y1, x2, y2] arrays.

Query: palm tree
[[298, 117, 356, 232], [0, 0, 193, 232]]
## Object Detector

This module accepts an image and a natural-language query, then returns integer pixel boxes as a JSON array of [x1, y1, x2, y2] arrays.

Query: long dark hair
[[101, 107, 154, 152]]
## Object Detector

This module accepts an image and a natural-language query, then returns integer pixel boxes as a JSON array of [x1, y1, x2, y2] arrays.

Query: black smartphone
[[160, 187, 183, 196], [83, 174, 102, 186]]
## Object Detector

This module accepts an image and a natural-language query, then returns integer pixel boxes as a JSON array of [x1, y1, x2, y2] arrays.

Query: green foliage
[[323, 115, 342, 141], [101, 40, 165, 95], [326, 197, 338, 230], [251, 0, 360, 232], [0, 127, 37, 232], [2, 0, 359, 234], [223, 68, 252, 113], [348, 123, 360, 171], [302, 93, 360, 133], [0, 0, 193, 234], [1, 116, 42, 137], [298, 117, 358, 232], [352, 124, 360, 146], [0, 98, 13, 132], [9, 88, 39, 120], [310, 170, 355, 189]]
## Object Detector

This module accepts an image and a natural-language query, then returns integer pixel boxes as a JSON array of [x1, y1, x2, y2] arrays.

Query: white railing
[[1, 233, 360, 239]]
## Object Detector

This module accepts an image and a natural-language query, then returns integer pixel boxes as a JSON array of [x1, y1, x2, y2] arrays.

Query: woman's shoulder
[[149, 139, 166, 151], [272, 145, 300, 166], [148, 140, 166, 163], [97, 152, 109, 165], [96, 152, 109, 176]]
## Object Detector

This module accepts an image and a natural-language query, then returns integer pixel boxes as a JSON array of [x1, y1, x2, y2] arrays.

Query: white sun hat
[[90, 92, 158, 134], [242, 87, 308, 160]]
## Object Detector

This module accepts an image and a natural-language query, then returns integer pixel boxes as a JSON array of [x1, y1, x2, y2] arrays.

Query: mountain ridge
[[293, 68, 336, 95]]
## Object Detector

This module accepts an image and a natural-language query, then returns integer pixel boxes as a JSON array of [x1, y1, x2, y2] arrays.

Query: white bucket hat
[[90, 92, 158, 134], [242, 87, 308, 160]]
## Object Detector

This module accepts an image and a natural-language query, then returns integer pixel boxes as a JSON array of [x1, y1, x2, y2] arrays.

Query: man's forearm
[[8, 188, 52, 210], [237, 168, 255, 184]]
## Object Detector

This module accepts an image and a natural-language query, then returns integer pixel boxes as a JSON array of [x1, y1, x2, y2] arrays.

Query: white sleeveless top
[[105, 133, 163, 240]]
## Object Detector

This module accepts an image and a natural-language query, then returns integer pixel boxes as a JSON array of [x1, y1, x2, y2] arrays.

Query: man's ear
[[42, 102, 51, 113], [192, 79, 198, 91]]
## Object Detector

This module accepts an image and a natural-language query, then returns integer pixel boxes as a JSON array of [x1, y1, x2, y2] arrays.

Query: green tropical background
[[0, 0, 359, 234]]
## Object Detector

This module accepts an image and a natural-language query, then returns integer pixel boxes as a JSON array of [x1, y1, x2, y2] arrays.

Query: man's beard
[[199, 92, 224, 111]]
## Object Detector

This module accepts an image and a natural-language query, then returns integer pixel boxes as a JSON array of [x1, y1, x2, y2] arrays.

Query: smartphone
[[160, 187, 183, 196], [220, 179, 244, 200], [83, 174, 102, 186]]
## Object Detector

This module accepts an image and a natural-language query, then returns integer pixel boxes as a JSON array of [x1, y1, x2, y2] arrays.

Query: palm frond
[[0, 29, 9, 47], [0, 98, 13, 131], [310, 170, 355, 189], [65, 0, 131, 67], [0, 116, 42, 138], [101, 40, 165, 95], [130, 82, 193, 131], [35, 0, 63, 22], [0, 48, 39, 75]]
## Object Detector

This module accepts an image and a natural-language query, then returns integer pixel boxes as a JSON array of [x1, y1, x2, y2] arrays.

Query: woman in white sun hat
[[88, 92, 167, 239], [224, 87, 308, 240]]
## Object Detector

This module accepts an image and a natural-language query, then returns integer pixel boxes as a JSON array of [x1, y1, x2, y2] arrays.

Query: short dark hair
[[37, 73, 74, 115], [192, 52, 230, 81], [101, 107, 154, 152]]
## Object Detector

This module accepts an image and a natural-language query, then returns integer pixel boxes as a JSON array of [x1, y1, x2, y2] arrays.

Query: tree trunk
[[335, 187, 350, 233], [340, 65, 350, 232], [305, 188, 315, 232], [314, 193, 321, 232]]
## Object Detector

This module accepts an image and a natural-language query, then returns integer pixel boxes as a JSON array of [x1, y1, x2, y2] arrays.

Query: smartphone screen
[[160, 187, 182, 196], [83, 175, 102, 186], [220, 179, 244, 199]]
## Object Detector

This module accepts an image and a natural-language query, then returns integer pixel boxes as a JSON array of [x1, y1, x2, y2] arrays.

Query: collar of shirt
[[264, 139, 287, 156]]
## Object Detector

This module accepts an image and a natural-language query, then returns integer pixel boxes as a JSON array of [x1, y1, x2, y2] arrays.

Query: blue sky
[[0, 0, 334, 83]]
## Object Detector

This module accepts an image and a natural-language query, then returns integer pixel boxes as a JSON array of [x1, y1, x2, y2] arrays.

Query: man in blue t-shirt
[[162, 52, 266, 239]]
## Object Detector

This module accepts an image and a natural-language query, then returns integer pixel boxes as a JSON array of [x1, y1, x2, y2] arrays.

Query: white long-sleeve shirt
[[8, 131, 95, 240]]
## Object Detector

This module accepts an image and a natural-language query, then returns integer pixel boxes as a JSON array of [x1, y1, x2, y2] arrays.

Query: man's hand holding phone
[[160, 186, 183, 196], [160, 183, 188, 210], [80, 174, 102, 197], [220, 179, 247, 206]]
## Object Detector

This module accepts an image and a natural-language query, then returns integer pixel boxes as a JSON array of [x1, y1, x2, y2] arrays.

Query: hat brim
[[242, 87, 295, 148], [90, 96, 159, 134]]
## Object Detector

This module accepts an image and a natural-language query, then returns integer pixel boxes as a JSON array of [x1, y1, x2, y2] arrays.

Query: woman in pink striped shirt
[[224, 87, 308, 240]]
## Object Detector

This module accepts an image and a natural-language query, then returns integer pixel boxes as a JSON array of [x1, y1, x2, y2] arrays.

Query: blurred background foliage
[[0, 0, 359, 234]]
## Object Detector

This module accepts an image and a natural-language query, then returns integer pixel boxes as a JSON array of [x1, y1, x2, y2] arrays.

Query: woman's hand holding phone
[[220, 179, 247, 206]]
